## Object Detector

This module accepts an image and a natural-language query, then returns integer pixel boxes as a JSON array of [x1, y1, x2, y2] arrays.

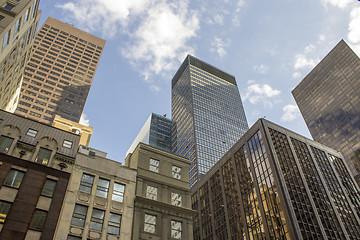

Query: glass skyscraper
[[171, 55, 248, 185], [126, 113, 173, 156]]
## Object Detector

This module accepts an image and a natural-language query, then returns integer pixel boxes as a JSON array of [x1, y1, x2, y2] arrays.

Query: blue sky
[[39, 0, 360, 163]]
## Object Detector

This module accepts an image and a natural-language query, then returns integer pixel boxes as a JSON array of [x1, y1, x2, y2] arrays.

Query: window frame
[[149, 158, 159, 173], [171, 192, 182, 207], [89, 208, 105, 232], [146, 185, 158, 200], [172, 165, 181, 180], [112, 182, 125, 202], [41, 178, 57, 197], [63, 139, 73, 149], [79, 173, 94, 194], [35, 147, 52, 165], [171, 220, 182, 239], [95, 178, 110, 198], [144, 213, 156, 234], [26, 128, 38, 137], [29, 209, 47, 231], [0, 200, 11, 223], [4, 169, 25, 188], [71, 204, 88, 227], [0, 135, 13, 153], [107, 212, 122, 235]]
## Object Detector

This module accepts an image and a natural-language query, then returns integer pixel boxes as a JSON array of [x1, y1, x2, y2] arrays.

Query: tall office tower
[[293, 40, 360, 184], [126, 113, 173, 156], [171, 55, 248, 185], [191, 118, 360, 240], [0, 0, 40, 112], [15, 17, 105, 125]]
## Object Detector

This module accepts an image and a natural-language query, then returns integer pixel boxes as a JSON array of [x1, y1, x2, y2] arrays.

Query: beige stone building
[[54, 146, 137, 240], [15, 17, 105, 124], [52, 114, 93, 146], [125, 143, 194, 240], [0, 0, 40, 112]]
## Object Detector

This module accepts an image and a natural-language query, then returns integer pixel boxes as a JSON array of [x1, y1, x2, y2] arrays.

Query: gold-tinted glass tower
[[15, 17, 105, 124], [0, 0, 40, 112]]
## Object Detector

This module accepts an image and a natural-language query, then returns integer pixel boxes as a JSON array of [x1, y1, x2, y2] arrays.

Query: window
[[71, 204, 87, 227], [146, 186, 157, 200], [29, 210, 47, 231], [171, 192, 182, 206], [172, 166, 181, 179], [3, 4, 15, 11], [149, 158, 159, 172], [24, 8, 30, 22], [108, 213, 122, 235], [112, 182, 125, 202], [3, 30, 9, 48], [79, 173, 94, 194], [171, 220, 182, 239], [144, 214, 156, 233], [63, 140, 72, 149], [67, 236, 82, 240], [4, 169, 24, 188], [90, 208, 104, 231], [26, 128, 38, 137], [41, 179, 57, 197], [0, 201, 11, 223], [96, 178, 109, 198], [14, 18, 21, 34], [35, 148, 52, 165], [0, 135, 13, 153]]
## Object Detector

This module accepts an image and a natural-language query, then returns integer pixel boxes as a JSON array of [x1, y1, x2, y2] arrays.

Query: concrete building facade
[[0, 109, 79, 239], [15, 17, 105, 124], [191, 118, 360, 240], [0, 0, 40, 112], [171, 55, 248, 185], [126, 143, 194, 240], [293, 39, 360, 185]]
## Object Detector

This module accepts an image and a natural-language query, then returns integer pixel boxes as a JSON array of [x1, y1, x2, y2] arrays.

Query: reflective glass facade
[[293, 39, 360, 185], [191, 118, 360, 240], [171, 55, 248, 185]]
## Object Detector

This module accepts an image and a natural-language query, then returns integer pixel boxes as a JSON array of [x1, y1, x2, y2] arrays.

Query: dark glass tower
[[171, 55, 248, 185], [293, 39, 360, 184]]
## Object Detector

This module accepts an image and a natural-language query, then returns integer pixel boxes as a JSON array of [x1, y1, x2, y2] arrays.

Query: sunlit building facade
[[171, 55, 248, 185], [293, 40, 360, 185], [15, 17, 105, 124], [191, 118, 360, 240]]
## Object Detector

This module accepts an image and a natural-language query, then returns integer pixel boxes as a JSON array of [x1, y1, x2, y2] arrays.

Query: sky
[[38, 0, 360, 163]]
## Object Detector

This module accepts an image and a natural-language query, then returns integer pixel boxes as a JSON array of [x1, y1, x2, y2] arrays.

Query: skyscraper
[[293, 39, 360, 184], [0, 0, 40, 112], [191, 118, 360, 240], [171, 55, 248, 185], [15, 17, 105, 125], [126, 113, 173, 156]]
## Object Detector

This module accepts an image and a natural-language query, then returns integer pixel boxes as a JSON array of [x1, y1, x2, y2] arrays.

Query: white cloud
[[232, 0, 246, 26], [58, 0, 199, 82], [304, 44, 315, 53], [214, 14, 225, 25], [292, 72, 301, 78], [348, 6, 360, 45], [79, 113, 90, 126], [149, 85, 161, 92], [281, 104, 301, 122], [253, 64, 269, 74], [243, 83, 281, 104], [211, 37, 230, 57], [321, 0, 353, 9], [294, 54, 318, 70]]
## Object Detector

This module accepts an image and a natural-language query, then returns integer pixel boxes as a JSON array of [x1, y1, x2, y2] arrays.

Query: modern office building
[[0, 0, 40, 112], [126, 113, 173, 156], [292, 39, 360, 184], [15, 17, 105, 125], [125, 142, 194, 240], [54, 145, 137, 240], [171, 55, 248, 185], [191, 118, 360, 240], [0, 109, 79, 239]]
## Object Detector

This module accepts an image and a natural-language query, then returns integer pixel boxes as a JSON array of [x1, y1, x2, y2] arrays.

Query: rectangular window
[[108, 213, 122, 235], [14, 18, 21, 34], [0, 201, 11, 223], [0, 135, 13, 153], [63, 140, 72, 149], [41, 179, 57, 197], [96, 178, 110, 198], [171, 192, 182, 206], [4, 169, 25, 188], [71, 204, 87, 227], [146, 186, 157, 200], [172, 166, 181, 179], [29, 209, 47, 231], [90, 208, 104, 231], [149, 158, 159, 172], [4, 4, 15, 11], [24, 8, 30, 22], [67, 236, 82, 240], [3, 30, 10, 48], [171, 220, 182, 239], [35, 148, 52, 165], [79, 173, 94, 194], [112, 182, 125, 202], [26, 128, 38, 137], [144, 214, 156, 233]]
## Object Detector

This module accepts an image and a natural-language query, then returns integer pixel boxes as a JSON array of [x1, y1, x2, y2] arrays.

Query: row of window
[[79, 173, 125, 202], [146, 185, 182, 206], [149, 158, 182, 180], [70, 204, 121, 235], [144, 213, 182, 239]]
